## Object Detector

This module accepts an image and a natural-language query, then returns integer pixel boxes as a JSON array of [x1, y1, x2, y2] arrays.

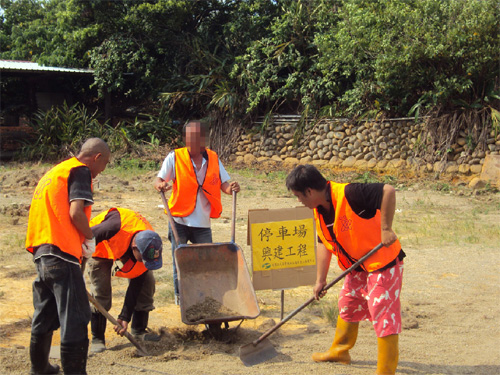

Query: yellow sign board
[[251, 218, 316, 272]]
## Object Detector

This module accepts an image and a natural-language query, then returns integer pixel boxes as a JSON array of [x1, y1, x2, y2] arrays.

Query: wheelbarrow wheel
[[204, 322, 229, 339]]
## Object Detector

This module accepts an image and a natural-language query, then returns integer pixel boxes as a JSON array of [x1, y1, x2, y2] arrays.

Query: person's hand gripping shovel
[[239, 243, 383, 366], [81, 257, 149, 357]]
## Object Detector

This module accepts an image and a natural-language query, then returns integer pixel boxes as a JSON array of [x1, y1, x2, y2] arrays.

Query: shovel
[[239, 242, 383, 366], [82, 259, 149, 357], [51, 260, 149, 359], [86, 291, 149, 357]]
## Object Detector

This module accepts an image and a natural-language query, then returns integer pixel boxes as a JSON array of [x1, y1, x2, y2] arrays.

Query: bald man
[[26, 138, 110, 375]]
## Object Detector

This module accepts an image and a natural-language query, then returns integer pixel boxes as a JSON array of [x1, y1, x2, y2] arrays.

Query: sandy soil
[[0, 162, 499, 375]]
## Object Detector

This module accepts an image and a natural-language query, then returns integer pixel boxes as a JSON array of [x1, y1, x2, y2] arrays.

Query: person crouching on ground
[[286, 164, 405, 375], [86, 207, 163, 354]]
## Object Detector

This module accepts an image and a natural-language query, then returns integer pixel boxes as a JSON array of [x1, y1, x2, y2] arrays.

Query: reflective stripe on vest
[[168, 147, 222, 219], [313, 182, 401, 272], [90, 207, 152, 279], [26, 157, 91, 261]]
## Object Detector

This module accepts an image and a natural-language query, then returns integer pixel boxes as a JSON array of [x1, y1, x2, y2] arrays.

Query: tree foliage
[[318, 0, 500, 117], [1, 0, 498, 128]]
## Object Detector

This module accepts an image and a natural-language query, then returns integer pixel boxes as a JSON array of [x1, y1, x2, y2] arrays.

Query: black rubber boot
[[90, 312, 107, 354], [131, 310, 160, 341], [30, 332, 60, 375], [60, 339, 88, 375]]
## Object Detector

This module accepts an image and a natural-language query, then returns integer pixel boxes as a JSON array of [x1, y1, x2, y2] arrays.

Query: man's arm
[[380, 184, 398, 247], [91, 209, 121, 244], [118, 272, 147, 323], [69, 199, 93, 240], [154, 177, 172, 192], [313, 242, 332, 300], [154, 152, 175, 192], [218, 159, 240, 195], [220, 181, 240, 195]]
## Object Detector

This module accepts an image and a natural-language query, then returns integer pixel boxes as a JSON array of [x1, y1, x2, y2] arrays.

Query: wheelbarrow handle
[[252, 243, 384, 346], [159, 191, 180, 245], [231, 190, 237, 243]]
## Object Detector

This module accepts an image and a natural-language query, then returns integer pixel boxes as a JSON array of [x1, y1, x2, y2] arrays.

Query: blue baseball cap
[[135, 230, 163, 270]]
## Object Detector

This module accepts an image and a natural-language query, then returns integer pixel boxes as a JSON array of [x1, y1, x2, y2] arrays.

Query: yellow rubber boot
[[376, 334, 399, 375], [312, 316, 359, 364]]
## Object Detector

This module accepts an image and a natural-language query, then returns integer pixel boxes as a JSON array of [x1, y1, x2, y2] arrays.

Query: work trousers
[[31, 255, 91, 344], [87, 257, 155, 313], [168, 222, 212, 296], [339, 258, 404, 337]]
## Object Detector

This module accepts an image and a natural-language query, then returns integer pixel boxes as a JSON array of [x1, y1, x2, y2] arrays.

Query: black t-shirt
[[317, 183, 385, 227], [91, 209, 122, 243], [317, 182, 405, 271], [33, 166, 94, 264], [91, 209, 148, 322]]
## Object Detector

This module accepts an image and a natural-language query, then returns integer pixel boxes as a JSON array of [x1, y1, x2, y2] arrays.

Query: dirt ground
[[0, 162, 499, 375]]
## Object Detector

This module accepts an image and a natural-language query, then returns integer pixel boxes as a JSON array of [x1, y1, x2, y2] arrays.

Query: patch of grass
[[155, 288, 175, 304], [305, 295, 339, 325], [241, 189, 257, 197], [382, 175, 397, 184], [431, 182, 451, 192], [319, 294, 339, 325], [321, 305, 339, 326], [0, 233, 26, 256], [226, 167, 261, 179], [265, 170, 288, 183], [395, 190, 500, 248], [111, 158, 160, 172], [353, 171, 381, 184]]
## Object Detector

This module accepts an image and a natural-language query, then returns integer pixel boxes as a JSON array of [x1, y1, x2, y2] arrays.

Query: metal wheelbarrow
[[160, 191, 260, 333]]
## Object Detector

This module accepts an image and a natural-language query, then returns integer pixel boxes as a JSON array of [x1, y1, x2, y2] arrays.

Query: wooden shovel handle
[[86, 292, 148, 356], [252, 243, 384, 346], [81, 258, 149, 356]]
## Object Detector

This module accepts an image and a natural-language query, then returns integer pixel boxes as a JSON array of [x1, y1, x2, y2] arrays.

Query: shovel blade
[[239, 338, 278, 367]]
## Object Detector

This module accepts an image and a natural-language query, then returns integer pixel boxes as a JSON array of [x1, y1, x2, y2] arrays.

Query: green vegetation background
[[1, 0, 499, 160]]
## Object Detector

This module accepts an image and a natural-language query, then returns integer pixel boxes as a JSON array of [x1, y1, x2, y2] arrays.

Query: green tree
[[316, 0, 500, 117], [232, 0, 343, 117]]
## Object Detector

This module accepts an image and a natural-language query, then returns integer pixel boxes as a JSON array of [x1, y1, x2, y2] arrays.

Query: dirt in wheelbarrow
[[1, 163, 500, 374], [185, 297, 240, 322]]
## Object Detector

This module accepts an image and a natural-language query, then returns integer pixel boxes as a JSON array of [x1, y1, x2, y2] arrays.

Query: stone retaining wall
[[230, 118, 500, 176]]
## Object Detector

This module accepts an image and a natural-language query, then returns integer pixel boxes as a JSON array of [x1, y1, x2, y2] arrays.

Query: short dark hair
[[286, 164, 328, 194], [183, 120, 207, 137]]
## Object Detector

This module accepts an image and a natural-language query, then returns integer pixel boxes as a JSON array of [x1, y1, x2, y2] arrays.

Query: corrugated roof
[[0, 60, 93, 74]]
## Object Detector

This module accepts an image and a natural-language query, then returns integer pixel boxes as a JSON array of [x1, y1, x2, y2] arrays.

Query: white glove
[[82, 237, 96, 258]]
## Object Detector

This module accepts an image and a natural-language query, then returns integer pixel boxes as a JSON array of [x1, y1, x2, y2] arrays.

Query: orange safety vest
[[26, 157, 92, 261], [90, 208, 153, 279], [168, 147, 223, 218], [313, 182, 401, 272]]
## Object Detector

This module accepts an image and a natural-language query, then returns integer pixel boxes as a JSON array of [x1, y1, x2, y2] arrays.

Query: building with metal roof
[[1, 60, 98, 160], [0, 60, 93, 75]]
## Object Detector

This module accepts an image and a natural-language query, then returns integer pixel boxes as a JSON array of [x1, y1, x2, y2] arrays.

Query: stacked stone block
[[232, 118, 500, 175]]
